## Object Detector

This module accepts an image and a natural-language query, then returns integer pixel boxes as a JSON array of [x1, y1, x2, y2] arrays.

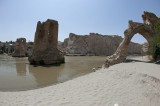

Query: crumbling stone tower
[[12, 38, 27, 57], [28, 19, 64, 65]]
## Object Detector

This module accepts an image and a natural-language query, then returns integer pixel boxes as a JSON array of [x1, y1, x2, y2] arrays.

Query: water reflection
[[0, 55, 106, 91], [29, 65, 63, 86], [15, 58, 27, 76], [58, 57, 96, 82]]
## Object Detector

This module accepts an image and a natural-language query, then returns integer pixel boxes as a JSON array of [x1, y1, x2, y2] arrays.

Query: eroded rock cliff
[[58, 33, 142, 56]]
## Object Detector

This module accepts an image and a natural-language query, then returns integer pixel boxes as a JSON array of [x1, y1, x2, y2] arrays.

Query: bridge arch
[[103, 11, 159, 68]]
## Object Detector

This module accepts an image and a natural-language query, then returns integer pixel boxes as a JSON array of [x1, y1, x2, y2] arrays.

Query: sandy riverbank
[[0, 56, 160, 106]]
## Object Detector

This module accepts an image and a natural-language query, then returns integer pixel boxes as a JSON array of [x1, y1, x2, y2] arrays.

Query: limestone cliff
[[141, 42, 149, 55], [58, 33, 142, 56]]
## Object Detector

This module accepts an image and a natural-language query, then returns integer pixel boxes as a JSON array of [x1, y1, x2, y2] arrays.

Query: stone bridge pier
[[12, 38, 27, 57], [28, 19, 64, 65]]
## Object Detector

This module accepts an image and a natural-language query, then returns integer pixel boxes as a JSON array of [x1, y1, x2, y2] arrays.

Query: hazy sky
[[0, 0, 160, 43]]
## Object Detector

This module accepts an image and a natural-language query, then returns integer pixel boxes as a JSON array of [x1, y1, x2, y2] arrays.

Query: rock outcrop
[[103, 11, 159, 68], [58, 38, 69, 52], [12, 38, 27, 57], [58, 33, 142, 56], [142, 42, 149, 55], [28, 19, 64, 65]]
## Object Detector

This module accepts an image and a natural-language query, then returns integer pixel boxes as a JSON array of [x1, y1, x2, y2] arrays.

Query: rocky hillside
[[58, 33, 143, 56]]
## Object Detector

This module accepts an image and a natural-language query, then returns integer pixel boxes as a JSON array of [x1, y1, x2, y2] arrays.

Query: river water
[[0, 55, 106, 91]]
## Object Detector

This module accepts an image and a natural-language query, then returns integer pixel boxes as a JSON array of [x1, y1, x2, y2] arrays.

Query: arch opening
[[128, 33, 148, 56]]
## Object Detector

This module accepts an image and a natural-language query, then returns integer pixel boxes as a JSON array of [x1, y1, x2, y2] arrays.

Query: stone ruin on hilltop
[[103, 11, 159, 68]]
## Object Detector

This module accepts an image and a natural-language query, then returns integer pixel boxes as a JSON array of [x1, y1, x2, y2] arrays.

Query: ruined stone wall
[[12, 38, 27, 57]]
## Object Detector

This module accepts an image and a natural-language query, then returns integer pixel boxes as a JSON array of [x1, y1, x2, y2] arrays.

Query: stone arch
[[103, 11, 159, 68], [124, 21, 155, 48]]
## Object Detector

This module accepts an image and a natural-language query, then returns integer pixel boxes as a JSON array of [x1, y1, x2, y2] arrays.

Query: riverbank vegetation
[[153, 19, 160, 60]]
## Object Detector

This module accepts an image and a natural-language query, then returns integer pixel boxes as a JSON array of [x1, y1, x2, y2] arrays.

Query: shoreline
[[0, 56, 160, 106]]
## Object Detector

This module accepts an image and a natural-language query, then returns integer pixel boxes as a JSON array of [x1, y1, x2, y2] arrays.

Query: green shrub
[[153, 19, 160, 60], [28, 41, 34, 45], [25, 52, 28, 57]]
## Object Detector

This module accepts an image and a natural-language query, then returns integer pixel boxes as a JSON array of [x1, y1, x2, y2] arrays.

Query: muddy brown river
[[0, 54, 106, 91]]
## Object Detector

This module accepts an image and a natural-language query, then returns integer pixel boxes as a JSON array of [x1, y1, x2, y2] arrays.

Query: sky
[[0, 0, 160, 44]]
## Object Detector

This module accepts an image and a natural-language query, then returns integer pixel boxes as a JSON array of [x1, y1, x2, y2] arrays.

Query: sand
[[0, 56, 160, 106]]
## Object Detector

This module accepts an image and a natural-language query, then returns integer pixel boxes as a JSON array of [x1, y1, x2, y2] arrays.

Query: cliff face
[[58, 33, 143, 56], [141, 42, 149, 55], [128, 42, 143, 55]]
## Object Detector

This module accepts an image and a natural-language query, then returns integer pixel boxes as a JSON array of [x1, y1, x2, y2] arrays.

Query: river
[[0, 55, 106, 91]]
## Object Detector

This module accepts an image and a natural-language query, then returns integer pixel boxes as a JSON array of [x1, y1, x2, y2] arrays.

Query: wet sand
[[0, 56, 160, 106]]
